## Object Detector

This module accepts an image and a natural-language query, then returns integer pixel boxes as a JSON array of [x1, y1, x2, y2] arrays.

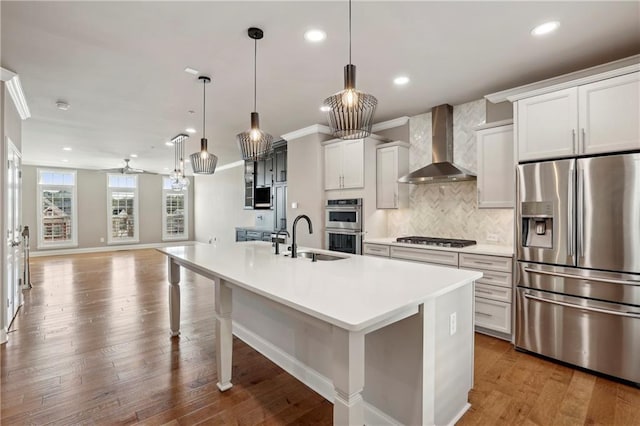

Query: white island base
[[161, 243, 479, 425]]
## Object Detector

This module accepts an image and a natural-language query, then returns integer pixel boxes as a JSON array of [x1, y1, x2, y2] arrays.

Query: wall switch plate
[[291, 202, 298, 209], [486, 233, 499, 242], [449, 312, 457, 336]]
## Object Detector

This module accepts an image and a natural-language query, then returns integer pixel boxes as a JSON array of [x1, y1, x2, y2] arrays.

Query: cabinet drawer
[[475, 283, 512, 303], [363, 243, 390, 257], [460, 253, 512, 273], [475, 298, 511, 334], [461, 268, 512, 288], [390, 246, 458, 267]]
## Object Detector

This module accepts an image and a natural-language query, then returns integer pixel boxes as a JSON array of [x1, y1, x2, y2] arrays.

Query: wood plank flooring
[[2, 249, 638, 425]]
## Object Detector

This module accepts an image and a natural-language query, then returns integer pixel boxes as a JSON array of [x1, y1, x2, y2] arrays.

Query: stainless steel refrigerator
[[516, 152, 640, 384]]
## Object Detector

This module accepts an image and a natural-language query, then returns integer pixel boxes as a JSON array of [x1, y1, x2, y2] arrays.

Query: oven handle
[[523, 292, 640, 319], [325, 229, 363, 235], [523, 267, 640, 286]]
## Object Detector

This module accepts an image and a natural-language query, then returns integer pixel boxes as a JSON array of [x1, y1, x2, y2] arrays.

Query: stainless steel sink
[[285, 251, 347, 261]]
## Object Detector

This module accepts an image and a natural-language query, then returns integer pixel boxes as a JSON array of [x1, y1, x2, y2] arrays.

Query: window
[[37, 169, 78, 248], [107, 174, 138, 244], [162, 177, 188, 241]]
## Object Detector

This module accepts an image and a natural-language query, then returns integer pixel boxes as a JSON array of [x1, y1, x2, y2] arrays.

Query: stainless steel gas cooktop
[[395, 236, 477, 248]]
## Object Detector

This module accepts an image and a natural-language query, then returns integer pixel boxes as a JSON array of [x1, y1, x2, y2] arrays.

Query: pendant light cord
[[254, 38, 257, 112], [202, 80, 206, 138], [348, 0, 352, 65]]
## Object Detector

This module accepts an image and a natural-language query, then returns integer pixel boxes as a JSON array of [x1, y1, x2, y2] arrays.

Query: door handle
[[524, 292, 640, 319], [567, 166, 574, 257], [578, 168, 585, 258], [523, 267, 640, 286]]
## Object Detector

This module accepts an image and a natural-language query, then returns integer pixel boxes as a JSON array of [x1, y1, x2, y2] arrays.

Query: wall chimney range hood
[[398, 104, 476, 184]]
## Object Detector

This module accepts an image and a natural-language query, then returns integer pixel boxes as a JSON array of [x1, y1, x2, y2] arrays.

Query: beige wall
[[486, 100, 513, 122], [22, 166, 195, 252], [375, 122, 409, 143], [193, 164, 255, 244], [286, 132, 332, 249]]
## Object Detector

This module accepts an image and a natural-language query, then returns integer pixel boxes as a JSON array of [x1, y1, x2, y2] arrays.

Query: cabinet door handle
[[475, 311, 493, 318], [476, 289, 493, 294], [581, 128, 586, 153], [572, 129, 576, 153]]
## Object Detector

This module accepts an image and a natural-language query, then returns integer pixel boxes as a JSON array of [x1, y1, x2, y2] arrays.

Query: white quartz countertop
[[363, 238, 514, 257], [159, 242, 481, 332]]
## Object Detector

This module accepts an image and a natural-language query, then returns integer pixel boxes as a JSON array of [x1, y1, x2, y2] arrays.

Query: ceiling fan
[[103, 158, 157, 175]]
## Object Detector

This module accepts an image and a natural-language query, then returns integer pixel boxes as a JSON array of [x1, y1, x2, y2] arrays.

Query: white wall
[[193, 164, 254, 244]]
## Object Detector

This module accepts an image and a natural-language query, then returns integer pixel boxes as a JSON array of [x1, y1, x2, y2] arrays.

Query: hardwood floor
[[2, 249, 638, 425]]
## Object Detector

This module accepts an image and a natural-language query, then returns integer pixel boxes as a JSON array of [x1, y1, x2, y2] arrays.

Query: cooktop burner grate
[[395, 236, 477, 248]]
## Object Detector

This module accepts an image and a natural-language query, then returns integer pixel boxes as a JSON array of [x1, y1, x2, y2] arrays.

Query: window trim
[[106, 174, 139, 245], [36, 168, 78, 249], [162, 178, 189, 241]]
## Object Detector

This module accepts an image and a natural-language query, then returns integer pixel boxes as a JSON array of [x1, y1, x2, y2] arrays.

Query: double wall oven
[[516, 152, 640, 384], [325, 198, 363, 255]]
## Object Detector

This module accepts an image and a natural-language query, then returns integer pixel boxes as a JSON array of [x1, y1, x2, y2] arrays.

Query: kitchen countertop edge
[[364, 237, 514, 257]]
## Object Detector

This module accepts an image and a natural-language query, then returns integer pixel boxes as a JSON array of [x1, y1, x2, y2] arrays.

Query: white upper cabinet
[[376, 142, 409, 209], [517, 88, 578, 161], [324, 139, 364, 190], [476, 124, 514, 208], [516, 72, 640, 161], [578, 73, 640, 155]]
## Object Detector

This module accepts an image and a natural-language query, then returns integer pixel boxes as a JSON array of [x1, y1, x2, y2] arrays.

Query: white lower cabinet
[[474, 298, 511, 335], [365, 242, 514, 339], [363, 243, 390, 257]]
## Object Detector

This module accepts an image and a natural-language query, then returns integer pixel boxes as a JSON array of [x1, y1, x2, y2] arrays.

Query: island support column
[[168, 257, 181, 337], [215, 278, 233, 391], [331, 327, 365, 426]]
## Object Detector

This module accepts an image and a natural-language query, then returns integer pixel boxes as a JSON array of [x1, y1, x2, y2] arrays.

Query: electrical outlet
[[449, 312, 457, 336], [486, 233, 499, 242]]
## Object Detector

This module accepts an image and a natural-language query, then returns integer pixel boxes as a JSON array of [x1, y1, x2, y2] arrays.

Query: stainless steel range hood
[[398, 104, 476, 184]]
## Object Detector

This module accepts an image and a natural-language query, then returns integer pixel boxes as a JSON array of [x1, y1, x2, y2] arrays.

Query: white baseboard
[[448, 402, 471, 426], [30, 241, 196, 257], [232, 322, 402, 425]]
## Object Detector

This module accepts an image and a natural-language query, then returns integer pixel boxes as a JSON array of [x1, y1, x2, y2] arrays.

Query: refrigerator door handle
[[523, 292, 640, 319], [567, 166, 574, 257], [577, 167, 585, 259], [523, 266, 640, 286]]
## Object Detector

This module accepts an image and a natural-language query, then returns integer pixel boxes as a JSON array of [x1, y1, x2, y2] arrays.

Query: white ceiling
[[2, 1, 639, 173]]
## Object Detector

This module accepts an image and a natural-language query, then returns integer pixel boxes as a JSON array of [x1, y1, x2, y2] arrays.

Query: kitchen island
[[158, 242, 482, 425]]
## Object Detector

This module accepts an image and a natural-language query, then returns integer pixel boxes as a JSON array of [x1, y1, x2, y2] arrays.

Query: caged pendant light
[[322, 0, 377, 140], [237, 27, 273, 162], [169, 134, 190, 191], [190, 76, 218, 174]]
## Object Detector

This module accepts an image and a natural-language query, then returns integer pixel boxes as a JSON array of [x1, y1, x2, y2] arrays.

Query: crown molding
[[1, 67, 31, 120], [486, 54, 640, 103], [281, 124, 332, 141], [371, 116, 410, 132]]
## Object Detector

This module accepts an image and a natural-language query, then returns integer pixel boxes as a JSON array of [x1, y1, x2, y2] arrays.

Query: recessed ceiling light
[[165, 141, 174, 147], [531, 21, 560, 36], [184, 67, 199, 75], [56, 101, 70, 111], [320, 105, 331, 112], [130, 154, 138, 158], [393, 76, 410, 86], [63, 147, 72, 151], [304, 29, 327, 43], [185, 128, 196, 134]]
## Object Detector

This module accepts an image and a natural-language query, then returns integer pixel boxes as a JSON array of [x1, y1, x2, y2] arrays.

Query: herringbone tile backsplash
[[387, 100, 514, 246]]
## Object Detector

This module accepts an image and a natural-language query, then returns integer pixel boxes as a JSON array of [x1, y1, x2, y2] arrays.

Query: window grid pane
[[165, 193, 185, 236], [41, 189, 73, 242], [111, 191, 135, 238]]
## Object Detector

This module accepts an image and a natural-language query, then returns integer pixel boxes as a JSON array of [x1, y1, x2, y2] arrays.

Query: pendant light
[[237, 27, 273, 162], [169, 134, 190, 191], [190, 76, 218, 174], [322, 0, 377, 140]]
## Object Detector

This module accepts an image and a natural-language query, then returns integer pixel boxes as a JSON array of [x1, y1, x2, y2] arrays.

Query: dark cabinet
[[273, 184, 287, 231], [243, 161, 255, 210], [255, 157, 273, 187], [274, 145, 287, 183]]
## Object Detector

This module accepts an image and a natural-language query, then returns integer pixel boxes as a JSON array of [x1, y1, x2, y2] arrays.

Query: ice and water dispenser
[[521, 201, 553, 249]]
